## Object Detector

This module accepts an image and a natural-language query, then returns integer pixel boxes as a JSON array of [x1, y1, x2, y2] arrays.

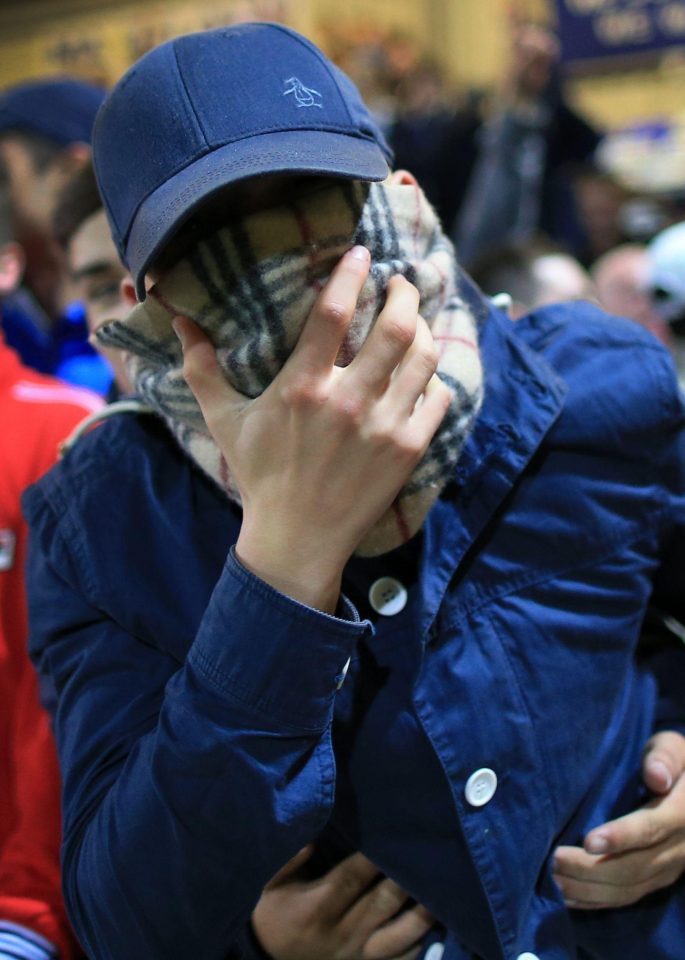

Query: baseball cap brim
[[0, 79, 106, 146], [129, 129, 389, 300]]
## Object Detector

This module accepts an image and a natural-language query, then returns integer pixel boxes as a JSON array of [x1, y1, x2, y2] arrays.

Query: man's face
[[67, 208, 132, 392], [0, 136, 61, 238], [146, 174, 339, 288], [0, 134, 83, 316]]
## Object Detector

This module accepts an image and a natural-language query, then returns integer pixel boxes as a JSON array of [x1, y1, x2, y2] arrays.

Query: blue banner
[[555, 0, 685, 65]]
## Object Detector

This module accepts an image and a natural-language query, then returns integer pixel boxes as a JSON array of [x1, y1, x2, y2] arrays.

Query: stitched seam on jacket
[[226, 552, 366, 637], [189, 645, 331, 733], [443, 511, 667, 628]]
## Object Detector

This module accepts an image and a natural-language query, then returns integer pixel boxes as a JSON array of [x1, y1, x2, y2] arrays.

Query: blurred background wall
[[0, 0, 685, 127], [0, 0, 683, 130], [1, 0, 683, 390]]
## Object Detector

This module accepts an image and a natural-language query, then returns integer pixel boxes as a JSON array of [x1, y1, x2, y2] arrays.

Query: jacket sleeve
[[643, 524, 685, 738], [523, 305, 685, 741], [0, 384, 104, 960], [25, 493, 368, 960], [0, 658, 79, 960], [640, 356, 685, 736]]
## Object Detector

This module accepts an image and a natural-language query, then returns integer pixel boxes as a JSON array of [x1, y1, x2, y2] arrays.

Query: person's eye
[[86, 280, 121, 304]]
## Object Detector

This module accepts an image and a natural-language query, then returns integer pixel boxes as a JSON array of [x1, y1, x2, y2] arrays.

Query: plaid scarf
[[97, 181, 484, 556]]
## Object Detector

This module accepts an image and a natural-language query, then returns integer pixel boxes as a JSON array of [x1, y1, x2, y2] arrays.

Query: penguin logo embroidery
[[283, 77, 323, 108]]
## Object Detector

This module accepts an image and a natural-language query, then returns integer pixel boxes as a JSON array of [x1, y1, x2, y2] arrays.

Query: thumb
[[643, 730, 685, 795], [262, 844, 315, 890]]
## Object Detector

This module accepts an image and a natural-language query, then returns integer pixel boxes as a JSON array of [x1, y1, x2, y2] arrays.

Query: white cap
[[647, 221, 685, 325]]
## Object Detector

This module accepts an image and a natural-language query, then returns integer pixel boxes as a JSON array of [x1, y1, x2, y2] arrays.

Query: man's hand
[[252, 846, 433, 960], [174, 246, 450, 613], [553, 731, 685, 909]]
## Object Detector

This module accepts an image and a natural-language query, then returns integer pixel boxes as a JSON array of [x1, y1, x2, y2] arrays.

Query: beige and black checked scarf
[[97, 180, 484, 556]]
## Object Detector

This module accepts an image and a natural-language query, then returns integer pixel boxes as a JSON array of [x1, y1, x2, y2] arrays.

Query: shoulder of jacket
[[515, 300, 656, 349], [514, 301, 676, 383], [22, 402, 172, 528], [514, 301, 684, 440], [57, 399, 156, 458]]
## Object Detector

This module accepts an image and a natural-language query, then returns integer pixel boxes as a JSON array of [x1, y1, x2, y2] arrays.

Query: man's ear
[[387, 169, 418, 187], [0, 241, 25, 296], [121, 276, 137, 307]]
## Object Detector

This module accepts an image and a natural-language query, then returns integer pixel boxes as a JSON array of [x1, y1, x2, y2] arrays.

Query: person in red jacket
[[0, 160, 102, 960]]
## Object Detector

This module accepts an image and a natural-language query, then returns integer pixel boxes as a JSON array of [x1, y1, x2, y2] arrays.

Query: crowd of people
[[1, 15, 685, 960]]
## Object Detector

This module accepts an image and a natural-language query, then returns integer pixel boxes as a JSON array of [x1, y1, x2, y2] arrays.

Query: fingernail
[[585, 834, 610, 855], [349, 245, 370, 261], [647, 759, 673, 791]]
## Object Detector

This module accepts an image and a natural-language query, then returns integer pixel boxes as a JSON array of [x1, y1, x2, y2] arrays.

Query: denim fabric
[[23, 302, 685, 959]]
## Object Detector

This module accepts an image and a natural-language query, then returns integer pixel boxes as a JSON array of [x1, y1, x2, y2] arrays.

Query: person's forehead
[[69, 208, 122, 275], [598, 251, 647, 285]]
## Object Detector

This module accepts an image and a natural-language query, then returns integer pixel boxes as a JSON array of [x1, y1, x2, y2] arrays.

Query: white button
[[464, 768, 498, 807], [516, 954, 540, 960], [424, 945, 445, 960], [336, 657, 351, 690], [368, 577, 408, 616]]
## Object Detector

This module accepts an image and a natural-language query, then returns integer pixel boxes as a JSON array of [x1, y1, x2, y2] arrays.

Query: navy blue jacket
[[23, 300, 685, 960]]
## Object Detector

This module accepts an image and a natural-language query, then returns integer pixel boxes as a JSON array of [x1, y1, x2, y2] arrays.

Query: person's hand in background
[[252, 846, 434, 960], [554, 731, 685, 908]]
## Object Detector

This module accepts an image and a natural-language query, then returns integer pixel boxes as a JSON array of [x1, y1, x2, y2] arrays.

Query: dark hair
[[0, 155, 15, 247], [52, 158, 103, 249], [469, 237, 566, 306], [0, 129, 63, 173]]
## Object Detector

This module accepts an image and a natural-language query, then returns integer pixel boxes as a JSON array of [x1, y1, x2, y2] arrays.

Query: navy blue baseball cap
[[93, 22, 393, 300], [0, 78, 106, 146]]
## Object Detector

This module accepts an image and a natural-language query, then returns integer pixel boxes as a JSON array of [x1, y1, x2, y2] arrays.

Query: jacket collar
[[418, 284, 568, 639]]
